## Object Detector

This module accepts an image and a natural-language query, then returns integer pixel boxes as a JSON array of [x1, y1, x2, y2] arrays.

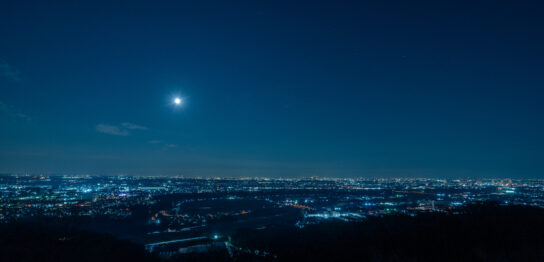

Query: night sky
[[0, 1, 543, 177]]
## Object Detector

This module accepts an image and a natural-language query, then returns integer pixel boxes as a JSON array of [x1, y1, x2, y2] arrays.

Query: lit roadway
[[145, 236, 208, 253]]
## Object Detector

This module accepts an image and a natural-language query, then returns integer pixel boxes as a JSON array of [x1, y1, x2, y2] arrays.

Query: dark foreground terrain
[[1, 203, 544, 262]]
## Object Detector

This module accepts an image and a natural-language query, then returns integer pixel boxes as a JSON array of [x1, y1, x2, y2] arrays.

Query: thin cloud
[[96, 122, 148, 136], [0, 101, 31, 120], [122, 122, 148, 130], [96, 124, 130, 136], [148, 139, 177, 148], [0, 59, 22, 82]]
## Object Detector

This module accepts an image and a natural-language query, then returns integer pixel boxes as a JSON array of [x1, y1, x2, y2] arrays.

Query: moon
[[174, 97, 182, 105]]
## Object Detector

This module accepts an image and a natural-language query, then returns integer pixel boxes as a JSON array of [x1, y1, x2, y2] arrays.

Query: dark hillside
[[233, 203, 544, 262], [0, 222, 158, 262], [2, 204, 544, 262]]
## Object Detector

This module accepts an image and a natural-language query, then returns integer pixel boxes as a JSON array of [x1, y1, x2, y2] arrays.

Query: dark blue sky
[[1, 1, 543, 177]]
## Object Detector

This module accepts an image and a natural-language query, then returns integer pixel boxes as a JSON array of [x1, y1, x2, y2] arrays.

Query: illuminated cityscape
[[1, 174, 543, 259], [1, 0, 544, 261]]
